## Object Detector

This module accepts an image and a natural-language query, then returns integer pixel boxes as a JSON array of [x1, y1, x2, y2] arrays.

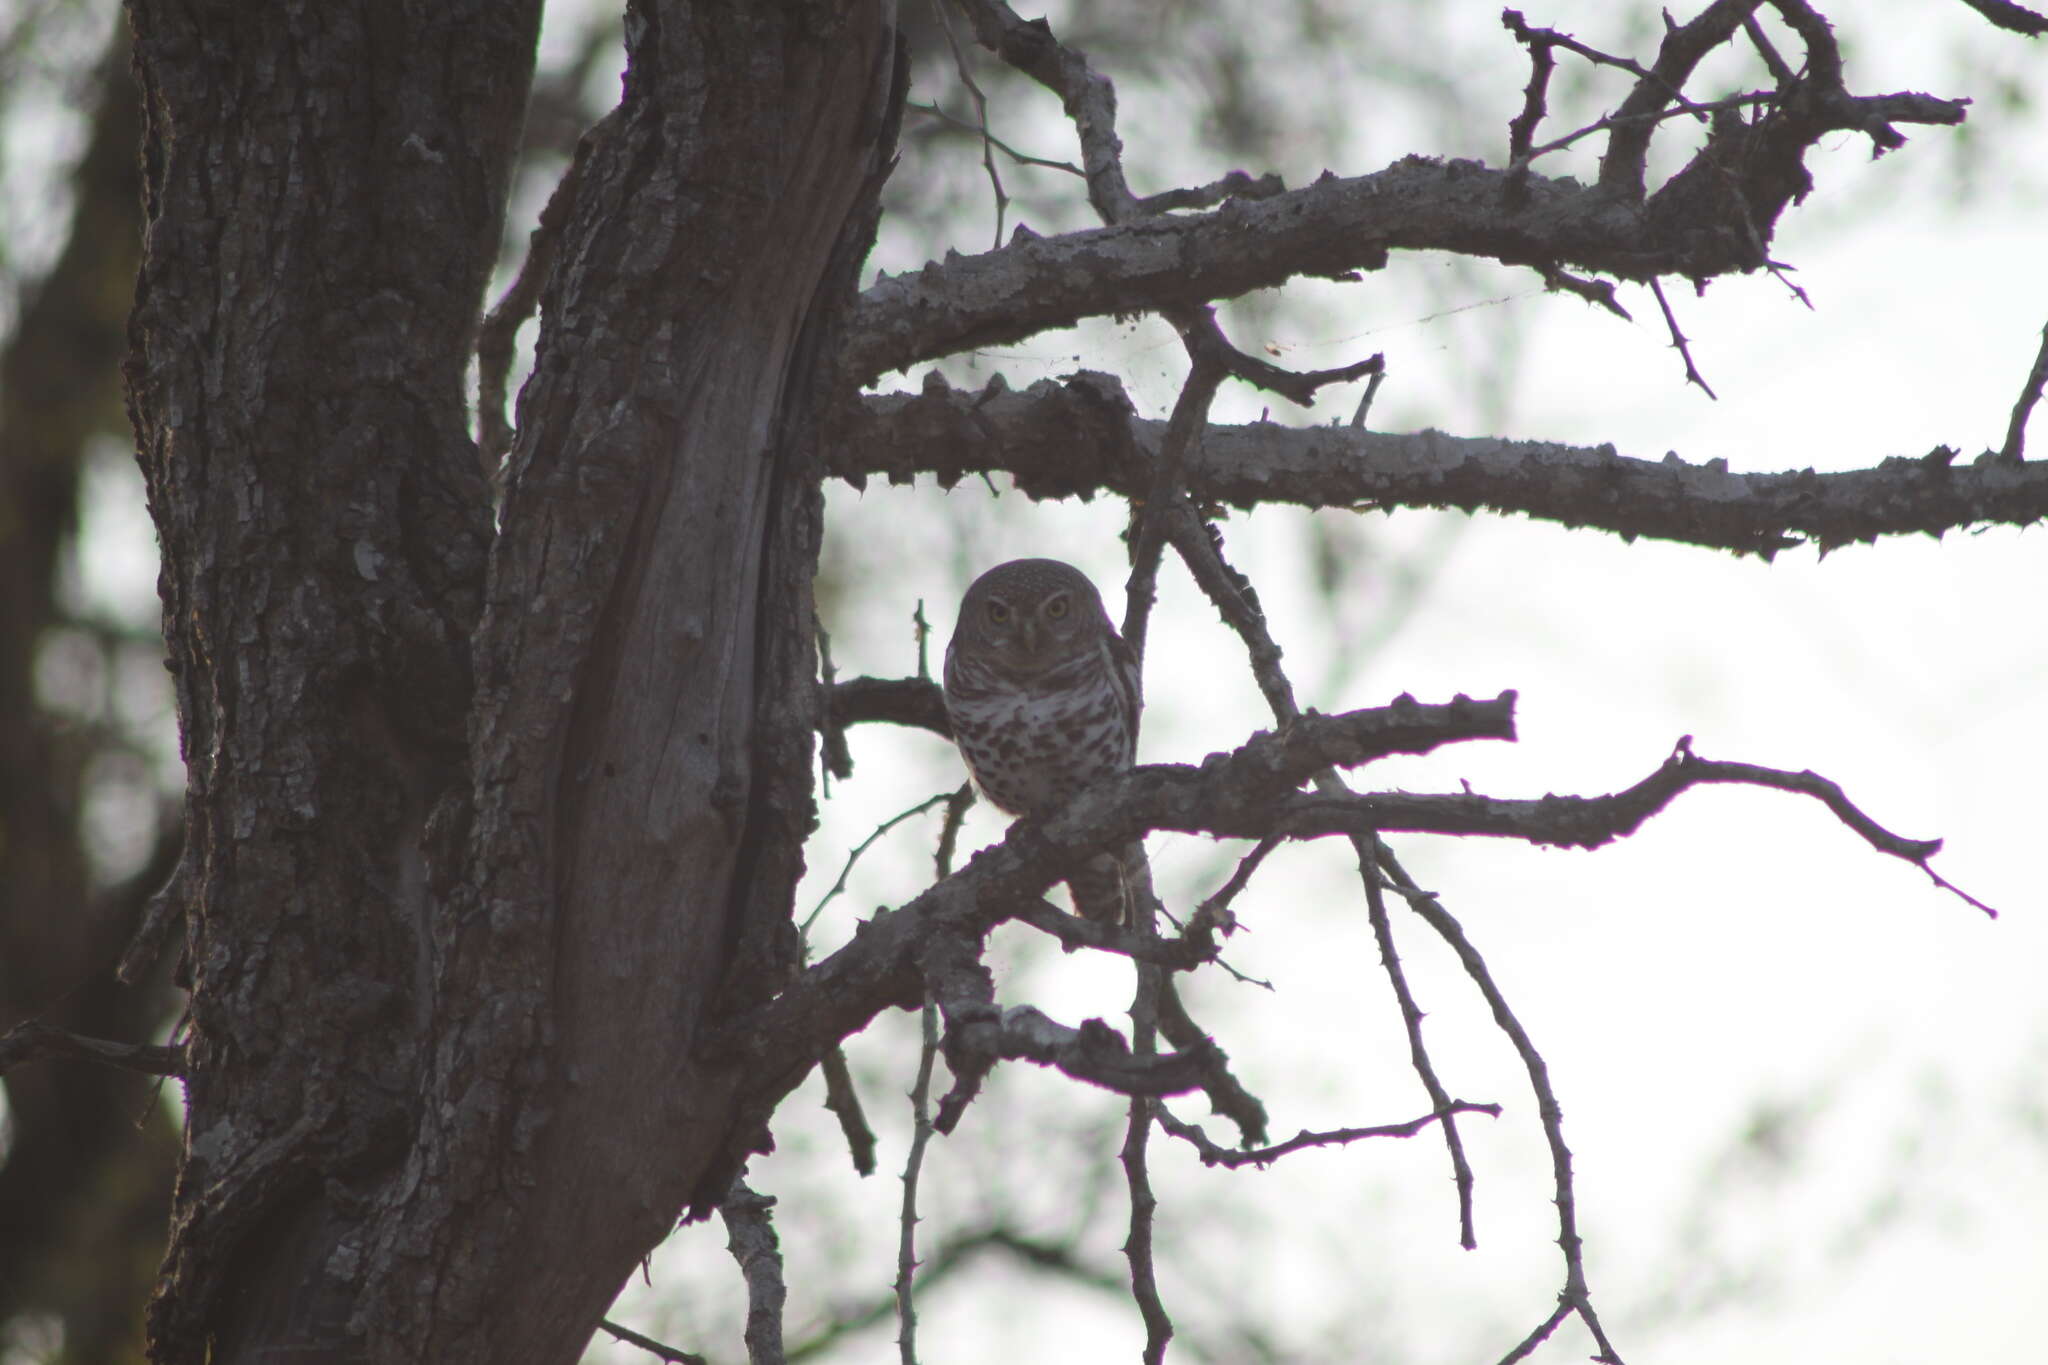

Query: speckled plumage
[[944, 558, 1149, 924]]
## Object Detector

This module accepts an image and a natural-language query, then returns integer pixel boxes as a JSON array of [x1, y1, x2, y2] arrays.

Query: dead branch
[[1156, 1099, 1502, 1168], [2000, 321, 2048, 461], [721, 1181, 788, 1365], [831, 370, 2048, 556], [0, 1019, 187, 1078]]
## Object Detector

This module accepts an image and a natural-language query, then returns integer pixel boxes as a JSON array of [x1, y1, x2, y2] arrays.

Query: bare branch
[[1380, 848, 1623, 1364], [833, 371, 2048, 556], [952, 0, 1142, 222], [1277, 738, 1994, 916], [906, 100, 1082, 178], [722, 1181, 788, 1365], [806, 790, 960, 930], [2000, 321, 2048, 462], [1124, 916, 1173, 1363], [819, 1046, 877, 1177], [0, 1019, 187, 1078], [1954, 0, 2048, 33], [1650, 276, 1719, 399], [1599, 0, 1765, 199], [895, 998, 940, 1365], [598, 1318, 708, 1365], [827, 675, 952, 739], [1156, 1099, 1502, 1168]]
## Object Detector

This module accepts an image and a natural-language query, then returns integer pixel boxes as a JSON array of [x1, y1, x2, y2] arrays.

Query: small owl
[[943, 558, 1150, 924]]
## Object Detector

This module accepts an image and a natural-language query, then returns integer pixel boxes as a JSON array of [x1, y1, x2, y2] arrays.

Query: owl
[[943, 558, 1150, 924]]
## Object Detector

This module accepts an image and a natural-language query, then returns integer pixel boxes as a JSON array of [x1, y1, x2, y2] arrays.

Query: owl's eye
[[985, 600, 1011, 624], [1045, 594, 1069, 620]]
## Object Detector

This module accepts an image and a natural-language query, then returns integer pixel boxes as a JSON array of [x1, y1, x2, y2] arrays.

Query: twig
[[1596, 0, 1762, 199], [819, 1045, 877, 1176], [598, 1318, 708, 1365], [933, 782, 975, 880], [1169, 304, 1386, 408], [817, 616, 852, 783], [930, 0, 1011, 247], [906, 99, 1084, 178], [1999, 320, 2048, 462], [1156, 501, 1482, 1245], [1954, 0, 2048, 34], [1743, 12, 1797, 87], [1649, 276, 1719, 399], [1378, 847, 1624, 1365], [896, 996, 941, 1365], [805, 790, 960, 931], [0, 1019, 186, 1078], [1349, 365, 1389, 427], [1123, 931, 1173, 1363], [1362, 836, 1481, 1248], [1536, 262, 1633, 321], [1133, 169, 1285, 216], [1504, 11, 1558, 195], [1156, 1099, 1501, 1168], [1511, 91, 1774, 175], [1123, 351, 1226, 664], [722, 1180, 789, 1365], [1154, 982, 1268, 1145]]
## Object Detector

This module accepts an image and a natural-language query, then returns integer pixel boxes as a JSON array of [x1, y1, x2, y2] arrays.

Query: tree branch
[[831, 371, 2048, 556], [845, 107, 1963, 382], [1156, 1099, 1501, 1168], [1954, 0, 2048, 34], [705, 694, 1519, 1100], [2000, 321, 2048, 462], [0, 1020, 187, 1079]]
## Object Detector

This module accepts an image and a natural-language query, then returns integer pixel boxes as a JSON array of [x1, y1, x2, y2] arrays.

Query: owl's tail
[[1068, 840, 1153, 927]]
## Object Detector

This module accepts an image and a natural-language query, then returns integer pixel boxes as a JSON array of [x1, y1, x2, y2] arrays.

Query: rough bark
[[125, 0, 900, 1360], [124, 0, 535, 1358]]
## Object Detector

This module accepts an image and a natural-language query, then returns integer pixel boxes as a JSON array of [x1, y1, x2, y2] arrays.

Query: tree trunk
[[124, 0, 898, 1359]]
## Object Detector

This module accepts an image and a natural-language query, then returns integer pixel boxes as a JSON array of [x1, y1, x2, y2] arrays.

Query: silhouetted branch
[[0, 1020, 186, 1079], [1156, 1099, 1502, 1167], [1955, 0, 2048, 34], [2000, 321, 2048, 462], [832, 371, 2048, 557], [598, 1318, 707, 1365]]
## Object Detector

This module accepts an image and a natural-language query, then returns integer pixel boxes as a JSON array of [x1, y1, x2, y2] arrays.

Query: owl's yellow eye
[[1045, 595, 1069, 619], [985, 600, 1010, 624]]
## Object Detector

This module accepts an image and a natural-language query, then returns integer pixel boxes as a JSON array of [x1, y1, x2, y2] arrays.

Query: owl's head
[[953, 558, 1112, 674]]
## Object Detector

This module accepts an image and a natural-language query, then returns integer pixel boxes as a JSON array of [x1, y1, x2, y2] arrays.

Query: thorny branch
[[597, 1318, 707, 1365], [834, 370, 2048, 557], [781, 3, 2023, 1359], [895, 995, 940, 1365], [1156, 1099, 1503, 1168]]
